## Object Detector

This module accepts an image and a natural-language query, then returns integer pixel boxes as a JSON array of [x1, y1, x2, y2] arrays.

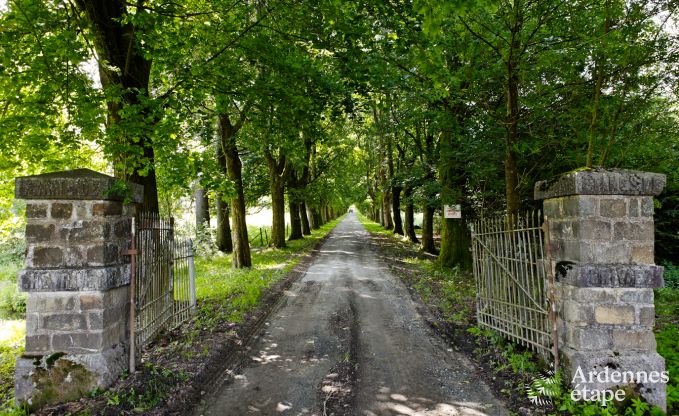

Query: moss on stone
[[28, 356, 96, 410]]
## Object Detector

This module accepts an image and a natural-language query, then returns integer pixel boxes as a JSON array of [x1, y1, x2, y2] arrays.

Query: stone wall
[[13, 169, 142, 409], [536, 168, 667, 410]]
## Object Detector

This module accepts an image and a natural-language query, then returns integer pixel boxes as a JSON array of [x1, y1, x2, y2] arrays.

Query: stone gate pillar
[[535, 168, 667, 410], [13, 169, 142, 408]]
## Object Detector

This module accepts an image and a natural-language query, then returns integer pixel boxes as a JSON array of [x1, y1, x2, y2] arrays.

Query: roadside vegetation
[[358, 213, 678, 416], [192, 217, 343, 331], [0, 237, 26, 413]]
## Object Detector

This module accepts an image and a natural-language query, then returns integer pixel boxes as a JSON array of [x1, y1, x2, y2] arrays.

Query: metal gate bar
[[470, 211, 556, 362], [133, 212, 196, 359]]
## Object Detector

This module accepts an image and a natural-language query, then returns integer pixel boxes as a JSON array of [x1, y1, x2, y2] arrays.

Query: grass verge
[[358, 212, 676, 415]]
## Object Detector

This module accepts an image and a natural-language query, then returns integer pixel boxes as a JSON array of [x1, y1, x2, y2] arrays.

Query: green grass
[[0, 262, 25, 321], [0, 259, 26, 414], [193, 217, 342, 324], [0, 320, 25, 413], [655, 263, 679, 414]]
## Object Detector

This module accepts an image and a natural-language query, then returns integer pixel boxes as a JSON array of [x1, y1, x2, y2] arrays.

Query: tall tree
[[73, 0, 159, 211]]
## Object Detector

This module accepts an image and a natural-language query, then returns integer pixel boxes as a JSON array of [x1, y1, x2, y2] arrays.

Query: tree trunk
[[194, 186, 210, 233], [392, 186, 403, 235], [440, 216, 471, 269], [215, 194, 233, 253], [288, 199, 304, 240], [438, 128, 471, 268], [269, 175, 286, 248], [74, 0, 158, 212], [382, 190, 393, 230], [219, 112, 251, 267], [264, 149, 287, 249], [421, 204, 436, 254], [404, 200, 418, 243], [300, 202, 311, 235], [215, 125, 232, 254], [310, 206, 321, 229]]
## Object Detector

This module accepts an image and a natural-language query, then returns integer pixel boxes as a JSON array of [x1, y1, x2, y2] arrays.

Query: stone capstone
[[15, 169, 143, 203], [535, 168, 666, 200]]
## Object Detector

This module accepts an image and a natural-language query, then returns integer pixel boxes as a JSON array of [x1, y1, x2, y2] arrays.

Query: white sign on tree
[[444, 205, 461, 219]]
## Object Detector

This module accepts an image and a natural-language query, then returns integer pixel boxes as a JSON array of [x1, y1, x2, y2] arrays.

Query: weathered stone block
[[632, 244, 654, 264], [628, 198, 640, 217], [562, 349, 666, 410], [67, 221, 111, 243], [52, 332, 103, 352], [562, 196, 597, 217], [113, 219, 131, 238], [535, 168, 666, 200], [543, 199, 561, 217], [92, 202, 122, 217], [25, 313, 39, 334], [549, 220, 577, 240], [63, 247, 87, 268], [73, 202, 91, 220], [578, 220, 612, 240], [640, 197, 654, 217], [32, 247, 63, 268], [86, 244, 119, 266], [19, 264, 130, 292], [588, 242, 631, 263], [554, 264, 663, 288], [25, 335, 51, 354], [567, 327, 612, 350], [27, 293, 78, 313], [638, 306, 655, 327], [87, 310, 104, 330], [613, 221, 654, 241], [612, 330, 656, 351], [25, 224, 55, 242], [42, 313, 87, 331], [595, 305, 635, 325], [561, 301, 592, 325], [79, 293, 103, 310], [562, 286, 617, 303], [26, 203, 48, 218], [600, 198, 627, 218], [618, 288, 654, 303], [51, 203, 73, 219]]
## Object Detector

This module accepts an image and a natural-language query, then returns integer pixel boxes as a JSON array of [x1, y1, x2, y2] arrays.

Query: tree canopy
[[1, 0, 678, 266]]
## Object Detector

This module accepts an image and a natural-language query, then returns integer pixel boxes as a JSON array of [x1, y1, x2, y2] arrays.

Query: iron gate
[[470, 211, 558, 366], [131, 212, 196, 364]]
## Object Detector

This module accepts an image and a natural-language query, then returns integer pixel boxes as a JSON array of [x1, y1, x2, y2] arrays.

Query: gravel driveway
[[193, 213, 508, 416]]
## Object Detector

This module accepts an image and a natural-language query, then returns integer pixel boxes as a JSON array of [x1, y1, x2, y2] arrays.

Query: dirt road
[[193, 213, 508, 416]]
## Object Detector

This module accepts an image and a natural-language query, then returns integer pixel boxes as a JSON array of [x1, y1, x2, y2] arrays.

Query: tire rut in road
[[317, 293, 359, 416]]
